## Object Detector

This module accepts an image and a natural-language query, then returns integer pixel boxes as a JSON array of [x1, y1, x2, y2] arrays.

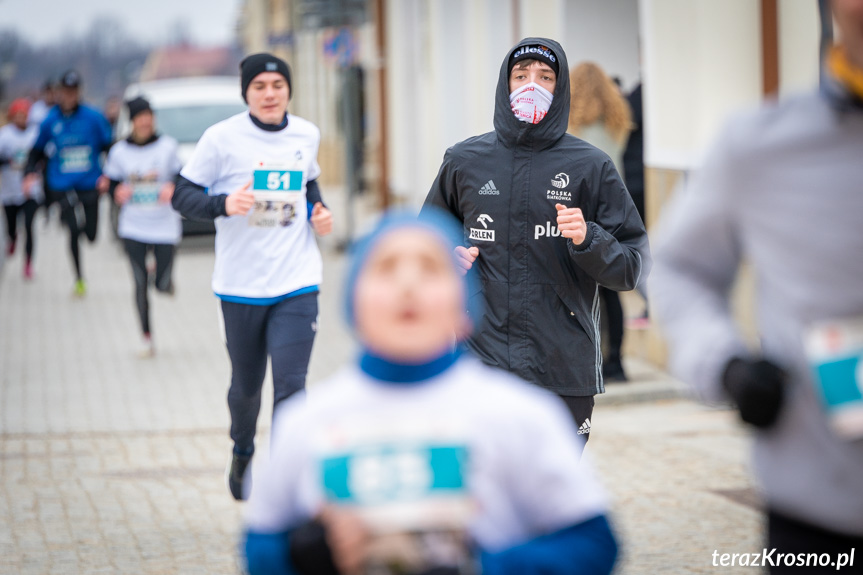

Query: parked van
[[113, 76, 246, 235]]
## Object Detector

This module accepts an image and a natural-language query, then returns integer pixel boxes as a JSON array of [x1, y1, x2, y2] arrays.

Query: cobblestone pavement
[[1, 205, 762, 574]]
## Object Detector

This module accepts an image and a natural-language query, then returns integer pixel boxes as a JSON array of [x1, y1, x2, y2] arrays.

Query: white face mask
[[509, 82, 554, 124]]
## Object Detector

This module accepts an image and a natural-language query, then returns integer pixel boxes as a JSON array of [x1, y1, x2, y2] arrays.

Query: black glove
[[289, 519, 340, 575], [721, 357, 786, 429]]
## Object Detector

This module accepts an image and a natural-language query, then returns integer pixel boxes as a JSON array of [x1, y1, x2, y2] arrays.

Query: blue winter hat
[[344, 207, 481, 336]]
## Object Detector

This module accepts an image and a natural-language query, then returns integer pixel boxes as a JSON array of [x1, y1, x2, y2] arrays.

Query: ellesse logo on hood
[[511, 45, 557, 64]]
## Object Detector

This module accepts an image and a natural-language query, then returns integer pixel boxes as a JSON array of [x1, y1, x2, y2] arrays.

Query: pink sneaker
[[626, 316, 651, 330], [138, 334, 155, 358], [23, 260, 32, 280]]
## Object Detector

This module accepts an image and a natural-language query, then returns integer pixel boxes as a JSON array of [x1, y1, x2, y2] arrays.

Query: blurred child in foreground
[[242, 209, 618, 575]]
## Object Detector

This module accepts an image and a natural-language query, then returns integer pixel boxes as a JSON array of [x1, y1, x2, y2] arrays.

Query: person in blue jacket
[[23, 70, 113, 296], [242, 209, 618, 575]]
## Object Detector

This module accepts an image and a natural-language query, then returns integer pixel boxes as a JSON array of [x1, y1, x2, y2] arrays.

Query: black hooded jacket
[[422, 38, 650, 396]]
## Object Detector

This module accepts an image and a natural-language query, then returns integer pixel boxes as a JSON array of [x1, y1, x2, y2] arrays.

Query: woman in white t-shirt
[[103, 97, 182, 357]]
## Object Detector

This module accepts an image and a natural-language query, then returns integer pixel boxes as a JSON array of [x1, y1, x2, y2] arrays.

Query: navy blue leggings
[[221, 292, 318, 453]]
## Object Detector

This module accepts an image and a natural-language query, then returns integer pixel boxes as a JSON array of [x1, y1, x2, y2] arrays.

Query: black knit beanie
[[126, 97, 152, 121], [240, 53, 292, 103]]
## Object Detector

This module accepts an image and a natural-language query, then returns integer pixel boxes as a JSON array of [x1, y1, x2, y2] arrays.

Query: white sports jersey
[[245, 356, 608, 553], [0, 124, 42, 205], [180, 113, 323, 300], [103, 136, 183, 244]]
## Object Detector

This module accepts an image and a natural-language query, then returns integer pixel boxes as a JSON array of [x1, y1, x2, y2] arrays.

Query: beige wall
[[641, 0, 763, 171], [778, 0, 821, 96], [636, 0, 822, 366], [385, 0, 517, 204]]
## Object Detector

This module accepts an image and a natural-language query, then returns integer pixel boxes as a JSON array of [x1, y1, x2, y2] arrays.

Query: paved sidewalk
[[1, 204, 761, 574]]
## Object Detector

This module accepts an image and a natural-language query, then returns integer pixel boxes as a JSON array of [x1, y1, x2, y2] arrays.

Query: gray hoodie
[[651, 77, 863, 535]]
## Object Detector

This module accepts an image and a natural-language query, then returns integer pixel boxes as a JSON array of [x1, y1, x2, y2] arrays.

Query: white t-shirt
[[0, 124, 42, 205], [245, 356, 608, 553], [103, 135, 183, 245], [180, 113, 323, 300]]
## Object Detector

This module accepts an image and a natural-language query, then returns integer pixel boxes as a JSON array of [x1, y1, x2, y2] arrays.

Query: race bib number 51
[[248, 160, 304, 228], [254, 168, 302, 192]]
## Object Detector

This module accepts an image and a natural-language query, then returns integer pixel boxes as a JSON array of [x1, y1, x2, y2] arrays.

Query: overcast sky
[[0, 0, 242, 46]]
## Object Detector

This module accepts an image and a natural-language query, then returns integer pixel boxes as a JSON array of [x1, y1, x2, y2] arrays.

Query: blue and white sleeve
[[480, 515, 618, 575]]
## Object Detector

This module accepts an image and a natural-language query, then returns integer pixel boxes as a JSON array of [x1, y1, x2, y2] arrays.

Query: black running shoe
[[227, 451, 252, 501]]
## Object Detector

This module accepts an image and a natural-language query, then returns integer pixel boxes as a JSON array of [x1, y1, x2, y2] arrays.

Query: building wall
[[638, 0, 821, 366], [641, 0, 820, 173], [778, 0, 821, 96], [562, 0, 641, 92], [641, 0, 763, 172]]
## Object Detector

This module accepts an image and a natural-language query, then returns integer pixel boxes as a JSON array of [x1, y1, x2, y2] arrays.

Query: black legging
[[57, 190, 99, 280], [4, 199, 38, 260], [124, 239, 175, 335], [558, 394, 594, 451], [601, 287, 624, 368]]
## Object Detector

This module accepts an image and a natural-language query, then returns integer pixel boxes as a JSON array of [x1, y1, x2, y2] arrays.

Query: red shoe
[[6, 239, 14, 255], [23, 260, 32, 280]]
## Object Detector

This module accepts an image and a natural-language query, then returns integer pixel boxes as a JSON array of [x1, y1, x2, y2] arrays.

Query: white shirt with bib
[[103, 135, 183, 245], [180, 113, 323, 301]]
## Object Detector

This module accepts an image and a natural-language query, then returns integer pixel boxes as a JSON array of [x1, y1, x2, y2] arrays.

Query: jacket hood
[[493, 37, 570, 149]]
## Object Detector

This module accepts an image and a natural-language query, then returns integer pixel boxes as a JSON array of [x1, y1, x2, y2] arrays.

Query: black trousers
[[221, 293, 319, 454], [558, 394, 595, 450], [600, 287, 624, 369], [4, 199, 38, 259], [57, 190, 99, 280], [767, 509, 863, 574], [123, 239, 175, 335]]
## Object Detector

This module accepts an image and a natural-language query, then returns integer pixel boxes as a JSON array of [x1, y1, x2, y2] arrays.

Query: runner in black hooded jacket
[[422, 37, 649, 439]]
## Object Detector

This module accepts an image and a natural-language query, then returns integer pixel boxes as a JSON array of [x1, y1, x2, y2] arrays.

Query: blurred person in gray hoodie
[[651, 0, 863, 571]]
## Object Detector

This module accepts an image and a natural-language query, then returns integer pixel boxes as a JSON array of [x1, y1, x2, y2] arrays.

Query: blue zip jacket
[[29, 104, 112, 192]]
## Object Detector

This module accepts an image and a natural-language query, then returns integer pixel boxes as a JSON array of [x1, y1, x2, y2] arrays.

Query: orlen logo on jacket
[[535, 221, 562, 240], [551, 173, 569, 189], [469, 214, 495, 241]]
